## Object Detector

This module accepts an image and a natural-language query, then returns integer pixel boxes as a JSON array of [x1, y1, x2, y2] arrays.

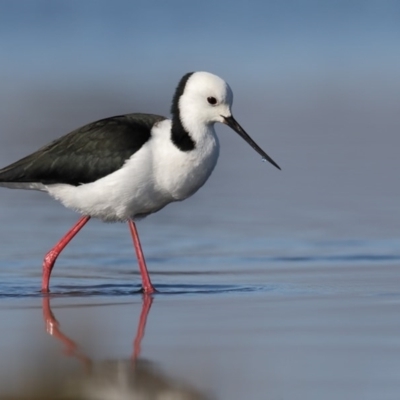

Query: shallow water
[[1, 102, 400, 399], [1, 269, 400, 400], [1, 106, 400, 399], [1, 177, 400, 399], [1, 3, 400, 397]]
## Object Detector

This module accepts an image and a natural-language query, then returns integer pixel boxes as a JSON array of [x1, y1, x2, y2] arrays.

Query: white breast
[[152, 119, 220, 201], [45, 119, 220, 222]]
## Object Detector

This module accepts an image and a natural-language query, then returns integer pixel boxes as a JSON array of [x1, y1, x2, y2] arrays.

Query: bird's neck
[[171, 110, 215, 153], [171, 113, 196, 152]]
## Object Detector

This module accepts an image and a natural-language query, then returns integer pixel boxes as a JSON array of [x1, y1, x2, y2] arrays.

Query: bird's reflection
[[41, 295, 210, 400]]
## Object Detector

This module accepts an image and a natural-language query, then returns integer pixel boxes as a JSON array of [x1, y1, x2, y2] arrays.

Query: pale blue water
[[1, 2, 400, 399], [1, 146, 400, 399]]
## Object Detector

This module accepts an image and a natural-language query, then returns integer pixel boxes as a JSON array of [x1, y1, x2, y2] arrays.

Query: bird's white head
[[175, 71, 234, 126], [171, 71, 281, 170]]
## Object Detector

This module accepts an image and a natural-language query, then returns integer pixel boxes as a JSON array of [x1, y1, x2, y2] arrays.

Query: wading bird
[[0, 72, 280, 293]]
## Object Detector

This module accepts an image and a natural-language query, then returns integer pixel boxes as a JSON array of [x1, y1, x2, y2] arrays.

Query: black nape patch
[[170, 72, 194, 116], [170, 72, 196, 152]]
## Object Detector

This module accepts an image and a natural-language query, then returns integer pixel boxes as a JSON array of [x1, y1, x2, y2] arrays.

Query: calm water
[[1, 2, 400, 399], [0, 135, 400, 399]]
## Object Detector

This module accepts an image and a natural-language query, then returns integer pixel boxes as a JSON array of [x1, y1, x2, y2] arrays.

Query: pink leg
[[128, 220, 156, 294], [133, 295, 154, 360], [41, 216, 91, 292]]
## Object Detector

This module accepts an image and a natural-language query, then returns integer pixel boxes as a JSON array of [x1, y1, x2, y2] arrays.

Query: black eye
[[207, 96, 217, 105]]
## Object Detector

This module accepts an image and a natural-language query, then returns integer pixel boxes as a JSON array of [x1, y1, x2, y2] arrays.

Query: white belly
[[46, 121, 220, 222]]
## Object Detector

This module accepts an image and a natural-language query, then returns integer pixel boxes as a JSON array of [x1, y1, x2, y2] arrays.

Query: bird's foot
[[141, 285, 157, 294]]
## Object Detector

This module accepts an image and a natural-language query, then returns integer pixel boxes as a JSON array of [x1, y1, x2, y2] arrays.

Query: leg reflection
[[42, 296, 91, 369], [133, 294, 154, 361], [42, 294, 154, 365], [40, 295, 210, 399]]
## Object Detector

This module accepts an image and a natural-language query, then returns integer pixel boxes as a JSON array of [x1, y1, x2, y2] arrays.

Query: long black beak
[[223, 116, 281, 170]]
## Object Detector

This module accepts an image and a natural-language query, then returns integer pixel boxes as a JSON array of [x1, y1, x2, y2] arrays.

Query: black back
[[0, 113, 166, 186]]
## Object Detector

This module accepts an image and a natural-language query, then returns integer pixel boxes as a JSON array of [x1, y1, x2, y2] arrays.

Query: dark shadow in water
[[243, 254, 400, 264], [49, 282, 261, 296], [36, 295, 213, 399], [0, 282, 265, 298]]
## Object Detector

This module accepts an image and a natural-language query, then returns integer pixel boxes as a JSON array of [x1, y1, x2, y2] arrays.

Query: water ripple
[[0, 282, 266, 299]]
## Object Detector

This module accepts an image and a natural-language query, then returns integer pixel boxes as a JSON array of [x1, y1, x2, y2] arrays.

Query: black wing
[[0, 113, 166, 186]]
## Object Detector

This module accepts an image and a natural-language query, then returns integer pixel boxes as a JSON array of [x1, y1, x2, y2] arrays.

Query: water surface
[[1, 2, 400, 399]]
